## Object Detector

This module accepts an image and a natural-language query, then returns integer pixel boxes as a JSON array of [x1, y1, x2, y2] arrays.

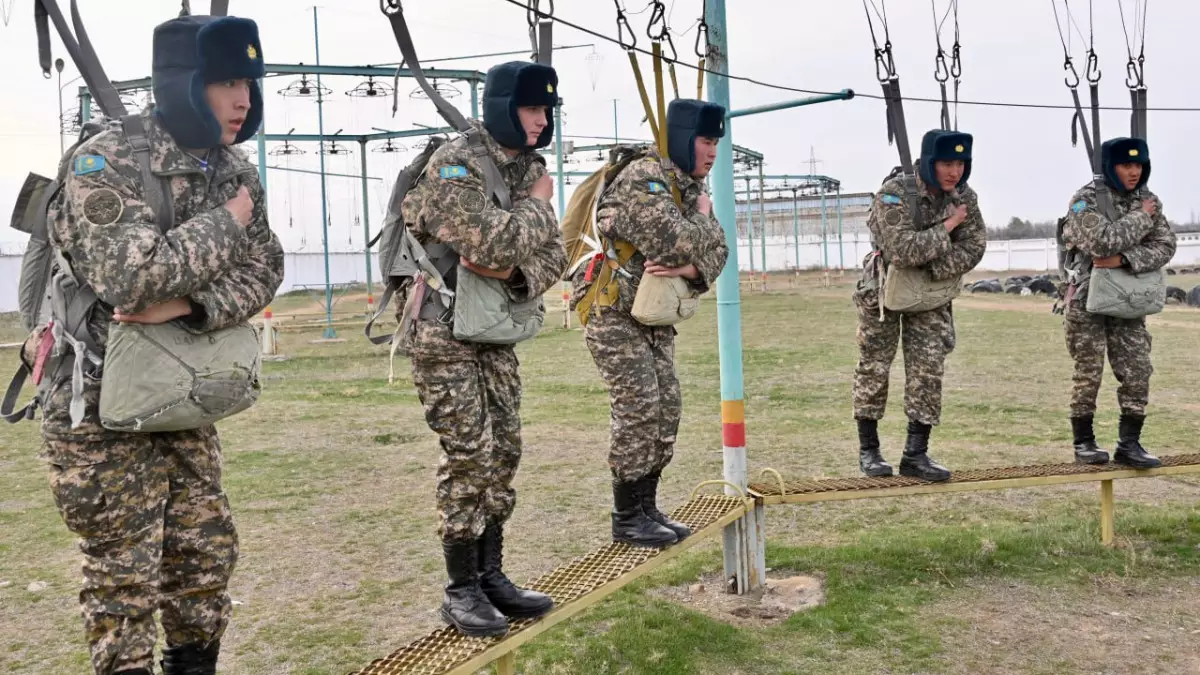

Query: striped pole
[[261, 306, 277, 356], [706, 0, 766, 595]]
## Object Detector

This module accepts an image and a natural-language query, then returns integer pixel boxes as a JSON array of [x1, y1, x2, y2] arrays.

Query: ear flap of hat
[[483, 61, 558, 150]]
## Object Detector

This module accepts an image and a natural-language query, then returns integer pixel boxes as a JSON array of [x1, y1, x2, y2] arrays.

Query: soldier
[[1061, 137, 1175, 468], [30, 14, 283, 675], [571, 99, 730, 549], [853, 130, 987, 482], [399, 61, 567, 637]]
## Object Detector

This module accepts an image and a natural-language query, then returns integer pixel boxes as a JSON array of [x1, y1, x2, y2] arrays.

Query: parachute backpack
[[561, 145, 700, 328], [4, 0, 263, 431]]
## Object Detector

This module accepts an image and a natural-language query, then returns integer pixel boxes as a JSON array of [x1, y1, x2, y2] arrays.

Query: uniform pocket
[[46, 443, 163, 543]]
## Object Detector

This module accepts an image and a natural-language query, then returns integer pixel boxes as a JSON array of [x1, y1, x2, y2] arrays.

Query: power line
[[506, 0, 1200, 113]]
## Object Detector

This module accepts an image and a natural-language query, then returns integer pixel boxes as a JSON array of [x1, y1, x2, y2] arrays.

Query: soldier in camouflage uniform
[[26, 15, 283, 675], [853, 130, 987, 483], [1061, 137, 1175, 468], [570, 99, 729, 549], [399, 61, 566, 637]]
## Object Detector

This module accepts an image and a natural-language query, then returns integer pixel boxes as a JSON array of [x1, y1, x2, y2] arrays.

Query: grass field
[[2, 271, 1198, 675]]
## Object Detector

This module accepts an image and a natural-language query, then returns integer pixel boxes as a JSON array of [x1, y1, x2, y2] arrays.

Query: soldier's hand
[[1092, 255, 1124, 269], [225, 186, 254, 227], [113, 297, 193, 324], [531, 174, 554, 202], [645, 261, 700, 280], [944, 204, 968, 232], [1142, 199, 1157, 216], [462, 259, 514, 280], [697, 194, 712, 215]]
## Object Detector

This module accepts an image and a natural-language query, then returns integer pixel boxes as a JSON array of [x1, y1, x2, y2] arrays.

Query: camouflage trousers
[[43, 427, 237, 675], [1064, 300, 1153, 417], [585, 309, 680, 482], [410, 323, 524, 543], [852, 287, 956, 426]]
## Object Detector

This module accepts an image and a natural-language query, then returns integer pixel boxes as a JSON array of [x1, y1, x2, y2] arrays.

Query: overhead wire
[[505, 0, 1200, 112]]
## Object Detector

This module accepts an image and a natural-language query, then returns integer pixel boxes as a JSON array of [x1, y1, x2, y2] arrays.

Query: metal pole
[[820, 190, 828, 270], [725, 90, 854, 118], [470, 81, 479, 119], [743, 176, 754, 273], [613, 99, 619, 145], [757, 161, 766, 276], [836, 185, 844, 269], [791, 189, 799, 270], [56, 62, 65, 156], [256, 81, 268, 195], [80, 92, 92, 123], [359, 139, 375, 313], [554, 100, 566, 215], [313, 6, 335, 339], [706, 0, 764, 596]]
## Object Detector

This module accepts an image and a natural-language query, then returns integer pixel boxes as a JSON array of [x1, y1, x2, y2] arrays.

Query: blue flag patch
[[880, 193, 902, 205], [74, 155, 106, 176], [1071, 200, 1088, 214], [438, 165, 469, 179], [647, 181, 667, 194]]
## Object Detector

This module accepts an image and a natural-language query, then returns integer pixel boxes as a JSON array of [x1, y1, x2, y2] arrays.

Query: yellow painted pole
[[496, 653, 516, 675], [1100, 480, 1115, 546]]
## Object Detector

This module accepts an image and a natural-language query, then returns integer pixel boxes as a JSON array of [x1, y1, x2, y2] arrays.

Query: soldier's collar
[[146, 108, 237, 179]]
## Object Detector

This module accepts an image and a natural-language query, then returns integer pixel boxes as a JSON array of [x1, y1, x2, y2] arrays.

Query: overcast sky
[[2, 0, 1198, 254]]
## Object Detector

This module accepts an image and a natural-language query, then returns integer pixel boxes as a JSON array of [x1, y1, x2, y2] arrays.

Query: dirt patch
[[928, 577, 1200, 675], [651, 571, 826, 628]]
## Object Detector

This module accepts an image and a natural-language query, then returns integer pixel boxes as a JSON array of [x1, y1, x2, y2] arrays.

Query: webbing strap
[[210, 0, 229, 16], [382, 3, 510, 210], [880, 78, 919, 217], [627, 52, 660, 141], [536, 21, 553, 65], [1130, 87, 1147, 140], [35, 0, 128, 119], [1, 363, 34, 423]]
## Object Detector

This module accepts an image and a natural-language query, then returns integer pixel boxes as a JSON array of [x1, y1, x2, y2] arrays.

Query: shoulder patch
[[1070, 200, 1088, 214], [74, 155, 106, 176], [82, 188, 124, 226], [879, 193, 902, 205], [646, 180, 667, 194], [438, 165, 469, 179]]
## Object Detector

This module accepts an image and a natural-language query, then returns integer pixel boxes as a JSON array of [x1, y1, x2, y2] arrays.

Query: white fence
[[4, 236, 1200, 314]]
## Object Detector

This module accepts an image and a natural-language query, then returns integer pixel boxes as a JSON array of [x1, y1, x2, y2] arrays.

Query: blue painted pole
[[820, 190, 828, 270], [359, 139, 375, 313], [706, 0, 761, 595], [256, 99, 268, 195], [554, 101, 565, 215], [470, 81, 479, 119], [313, 6, 335, 339], [742, 176, 754, 273], [836, 185, 845, 269], [791, 190, 799, 270], [613, 99, 618, 145], [726, 90, 854, 118], [757, 162, 766, 276]]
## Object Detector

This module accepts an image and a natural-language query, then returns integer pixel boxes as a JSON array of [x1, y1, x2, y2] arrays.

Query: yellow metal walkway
[[347, 454, 1200, 675], [349, 494, 748, 675]]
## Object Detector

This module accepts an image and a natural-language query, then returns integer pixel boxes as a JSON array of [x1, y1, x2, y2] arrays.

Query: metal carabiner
[[662, 31, 678, 62], [1085, 50, 1101, 84], [874, 43, 896, 83], [1124, 58, 1144, 89], [615, 3, 637, 51], [379, 0, 401, 15], [950, 43, 962, 79], [646, 0, 668, 41], [934, 51, 950, 83], [1063, 56, 1080, 89], [694, 20, 709, 59]]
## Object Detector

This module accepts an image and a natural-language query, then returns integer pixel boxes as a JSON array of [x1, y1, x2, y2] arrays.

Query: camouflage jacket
[[42, 107, 284, 442], [1063, 181, 1176, 303], [569, 149, 729, 315], [865, 171, 987, 283], [401, 120, 566, 357]]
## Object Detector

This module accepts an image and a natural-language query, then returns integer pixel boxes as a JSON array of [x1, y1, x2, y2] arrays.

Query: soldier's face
[[691, 137, 719, 178], [516, 106, 551, 147], [204, 79, 253, 145], [933, 160, 965, 192], [1114, 162, 1143, 190]]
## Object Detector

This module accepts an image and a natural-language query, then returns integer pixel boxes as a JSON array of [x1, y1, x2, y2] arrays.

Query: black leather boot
[[857, 418, 893, 477], [898, 420, 951, 482], [440, 538, 508, 637], [612, 477, 677, 548], [1113, 413, 1161, 469], [115, 670, 153, 675], [639, 471, 691, 540], [1071, 415, 1109, 464], [160, 641, 219, 675], [479, 521, 554, 619]]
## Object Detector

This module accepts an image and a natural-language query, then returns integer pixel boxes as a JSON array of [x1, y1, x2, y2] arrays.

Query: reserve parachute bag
[[881, 264, 961, 313], [1085, 266, 1165, 319], [562, 145, 699, 327]]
